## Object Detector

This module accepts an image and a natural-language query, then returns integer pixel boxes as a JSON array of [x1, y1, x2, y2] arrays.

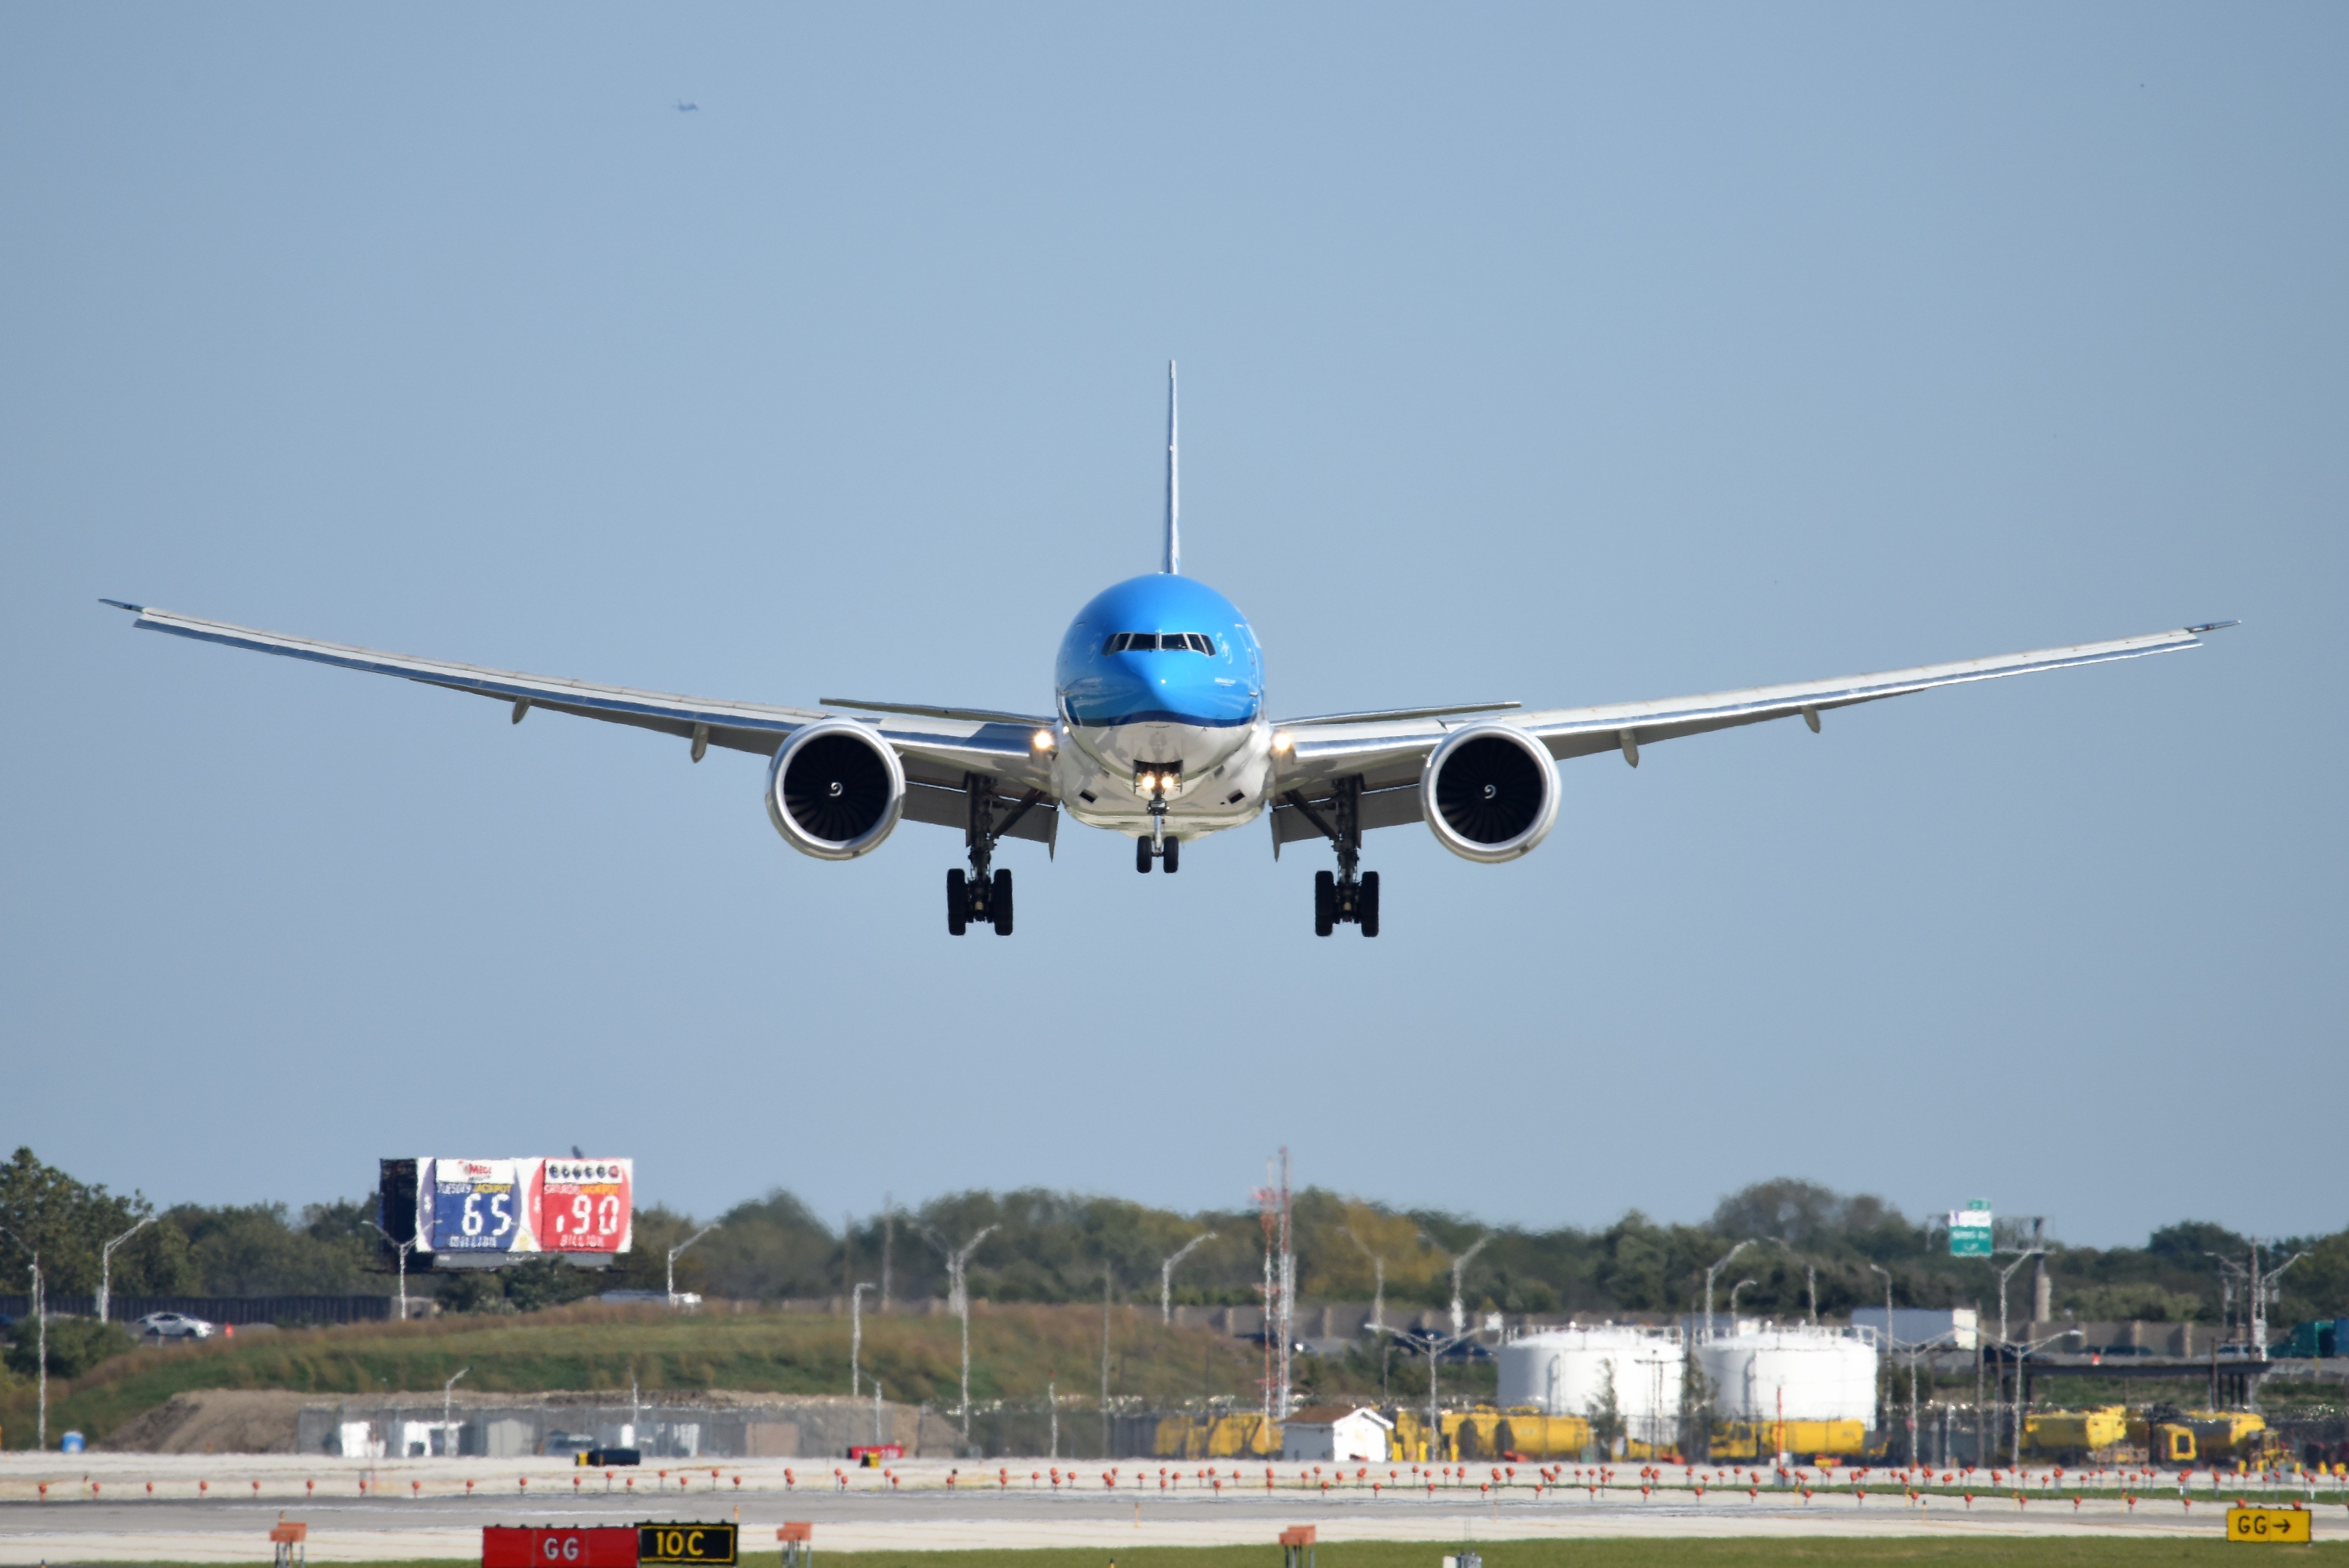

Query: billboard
[[381, 1158, 634, 1260]]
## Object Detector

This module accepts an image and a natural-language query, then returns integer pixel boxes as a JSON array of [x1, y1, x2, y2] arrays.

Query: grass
[[0, 1302, 1283, 1448], [67, 1545, 2349, 1568]]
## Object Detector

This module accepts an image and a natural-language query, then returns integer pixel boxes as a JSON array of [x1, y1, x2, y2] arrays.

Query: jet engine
[[766, 719, 906, 860], [1419, 724, 1559, 862]]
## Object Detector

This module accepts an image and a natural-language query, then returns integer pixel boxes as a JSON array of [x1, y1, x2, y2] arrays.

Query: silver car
[[135, 1311, 215, 1340]]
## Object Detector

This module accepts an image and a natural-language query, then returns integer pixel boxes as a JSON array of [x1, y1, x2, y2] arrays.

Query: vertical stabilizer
[[1162, 361, 1180, 575]]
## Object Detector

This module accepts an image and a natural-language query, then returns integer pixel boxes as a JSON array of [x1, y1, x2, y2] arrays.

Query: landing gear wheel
[[1313, 870, 1336, 937], [1359, 870, 1380, 938], [1136, 836, 1153, 873], [1163, 837, 1180, 874], [991, 869, 1013, 935], [946, 869, 969, 936]]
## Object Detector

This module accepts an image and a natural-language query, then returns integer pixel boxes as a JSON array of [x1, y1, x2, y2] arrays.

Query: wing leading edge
[[104, 603, 1056, 810], [1267, 623, 2229, 843]]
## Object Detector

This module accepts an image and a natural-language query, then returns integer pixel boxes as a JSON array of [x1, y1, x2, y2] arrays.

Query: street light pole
[[1341, 1228, 1387, 1338], [1866, 1263, 1896, 1458], [361, 1221, 417, 1321], [443, 1366, 469, 1451], [1160, 1232, 1215, 1325], [923, 1224, 1000, 1442], [667, 1225, 717, 1306], [849, 1282, 872, 1398], [98, 1215, 154, 1325], [1702, 1241, 1754, 1337], [0, 1226, 43, 1449], [1729, 1278, 1757, 1318], [1994, 1249, 2043, 1465]]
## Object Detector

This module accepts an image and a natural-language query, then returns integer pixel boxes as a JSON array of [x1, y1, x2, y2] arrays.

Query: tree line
[[4, 1149, 2343, 1328]]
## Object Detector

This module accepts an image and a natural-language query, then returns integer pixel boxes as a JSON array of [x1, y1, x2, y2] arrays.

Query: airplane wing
[[102, 602, 1059, 840], [1267, 624, 2230, 847]]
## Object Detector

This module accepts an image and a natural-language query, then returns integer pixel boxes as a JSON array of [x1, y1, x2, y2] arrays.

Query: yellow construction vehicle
[[2125, 1409, 2275, 1468], [2024, 1407, 2136, 1464], [1150, 1412, 1282, 1458], [1710, 1420, 1869, 1461]]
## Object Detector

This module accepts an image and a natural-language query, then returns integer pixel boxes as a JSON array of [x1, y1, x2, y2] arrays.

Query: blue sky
[[3, 6, 2341, 1249]]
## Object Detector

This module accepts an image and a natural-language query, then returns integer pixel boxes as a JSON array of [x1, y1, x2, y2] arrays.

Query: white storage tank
[[1497, 1326, 1683, 1447], [1694, 1324, 1878, 1429]]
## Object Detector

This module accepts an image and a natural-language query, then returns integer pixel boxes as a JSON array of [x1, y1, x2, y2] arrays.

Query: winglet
[[99, 598, 145, 614], [1162, 361, 1180, 575], [2185, 620, 2240, 634]]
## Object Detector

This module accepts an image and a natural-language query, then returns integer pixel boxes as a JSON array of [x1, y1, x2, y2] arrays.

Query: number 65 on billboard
[[395, 1157, 633, 1258]]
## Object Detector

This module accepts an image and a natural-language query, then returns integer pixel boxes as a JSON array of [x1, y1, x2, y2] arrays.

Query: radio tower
[[1252, 1149, 1295, 1427]]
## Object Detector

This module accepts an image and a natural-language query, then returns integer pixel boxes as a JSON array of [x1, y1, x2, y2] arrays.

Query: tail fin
[[1162, 360, 1180, 575]]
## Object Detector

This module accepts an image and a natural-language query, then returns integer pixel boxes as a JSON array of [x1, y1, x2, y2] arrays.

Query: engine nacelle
[[1420, 724, 1559, 862], [766, 719, 906, 860]]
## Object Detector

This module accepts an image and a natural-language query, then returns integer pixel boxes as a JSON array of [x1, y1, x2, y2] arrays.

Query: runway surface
[[2, 1453, 2324, 1561]]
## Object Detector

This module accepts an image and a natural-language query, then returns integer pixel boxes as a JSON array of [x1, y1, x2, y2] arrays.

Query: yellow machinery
[[1151, 1412, 1281, 1459], [1709, 1420, 1868, 1461], [2025, 1407, 2132, 1463], [1495, 1411, 1594, 1460], [2124, 1410, 2275, 1468]]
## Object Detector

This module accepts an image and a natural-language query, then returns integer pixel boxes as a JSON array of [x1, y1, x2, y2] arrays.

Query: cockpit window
[[1105, 632, 1215, 654]]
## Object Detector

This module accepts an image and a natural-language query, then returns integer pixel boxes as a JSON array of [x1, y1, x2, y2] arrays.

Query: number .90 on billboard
[[415, 1158, 632, 1256]]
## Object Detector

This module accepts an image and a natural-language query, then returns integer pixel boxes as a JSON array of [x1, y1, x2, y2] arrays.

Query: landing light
[[1271, 731, 1294, 754], [1031, 730, 1056, 751]]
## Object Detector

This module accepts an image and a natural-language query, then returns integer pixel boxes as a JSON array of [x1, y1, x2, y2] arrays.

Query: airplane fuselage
[[1051, 573, 1272, 838]]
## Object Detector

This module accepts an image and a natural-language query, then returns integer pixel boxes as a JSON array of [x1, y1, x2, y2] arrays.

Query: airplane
[[102, 364, 2232, 939]]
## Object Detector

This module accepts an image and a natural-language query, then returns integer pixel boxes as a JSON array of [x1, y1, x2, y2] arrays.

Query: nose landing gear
[[1286, 777, 1379, 937], [1133, 768, 1181, 873]]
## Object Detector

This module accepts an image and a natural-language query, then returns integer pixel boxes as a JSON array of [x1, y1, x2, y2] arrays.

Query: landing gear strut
[[1286, 777, 1379, 937], [947, 773, 1040, 936], [1133, 771, 1180, 873]]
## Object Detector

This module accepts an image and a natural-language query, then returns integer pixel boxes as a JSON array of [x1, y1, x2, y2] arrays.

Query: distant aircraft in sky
[[676, 100, 698, 113], [102, 366, 2231, 939]]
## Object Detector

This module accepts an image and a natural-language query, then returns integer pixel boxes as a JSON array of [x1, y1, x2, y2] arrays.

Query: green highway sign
[[1949, 1202, 1993, 1257]]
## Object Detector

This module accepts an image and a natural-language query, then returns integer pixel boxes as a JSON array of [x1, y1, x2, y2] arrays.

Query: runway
[[0, 1453, 2317, 1561]]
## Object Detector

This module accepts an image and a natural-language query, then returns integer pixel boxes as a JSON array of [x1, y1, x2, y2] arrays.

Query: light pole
[[1341, 1227, 1388, 1338], [1160, 1232, 1215, 1325], [1866, 1263, 1896, 1451], [443, 1366, 468, 1452], [0, 1226, 44, 1448], [667, 1225, 716, 1306], [362, 1220, 417, 1321], [1728, 1278, 1757, 1318], [1408, 1327, 1478, 1464], [1994, 1249, 2043, 1463], [849, 1282, 872, 1398], [1702, 1241, 1754, 1338], [1420, 1232, 1492, 1336], [923, 1224, 999, 1440], [98, 1215, 154, 1325]]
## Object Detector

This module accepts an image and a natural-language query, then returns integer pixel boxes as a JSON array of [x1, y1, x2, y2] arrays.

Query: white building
[[1281, 1405, 1393, 1463]]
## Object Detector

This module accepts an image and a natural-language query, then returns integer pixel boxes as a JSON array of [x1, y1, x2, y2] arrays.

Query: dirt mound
[[100, 1389, 311, 1453]]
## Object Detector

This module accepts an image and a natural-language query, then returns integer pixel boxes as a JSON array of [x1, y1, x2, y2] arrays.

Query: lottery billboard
[[401, 1157, 634, 1258]]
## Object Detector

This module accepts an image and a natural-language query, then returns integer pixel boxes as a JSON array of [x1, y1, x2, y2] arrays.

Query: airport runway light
[[668, 1224, 717, 1306], [97, 1214, 154, 1325], [361, 1220, 416, 1322], [0, 1226, 43, 1449]]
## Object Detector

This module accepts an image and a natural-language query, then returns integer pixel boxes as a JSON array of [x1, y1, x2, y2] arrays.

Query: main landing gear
[[947, 772, 1044, 937], [1286, 776, 1379, 938]]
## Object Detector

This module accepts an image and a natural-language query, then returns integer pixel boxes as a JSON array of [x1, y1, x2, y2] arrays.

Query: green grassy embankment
[[0, 1302, 1271, 1448], [83, 1542, 2349, 1568]]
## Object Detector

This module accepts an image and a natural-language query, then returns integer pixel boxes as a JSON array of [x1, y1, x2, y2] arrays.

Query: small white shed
[[1280, 1404, 1393, 1463]]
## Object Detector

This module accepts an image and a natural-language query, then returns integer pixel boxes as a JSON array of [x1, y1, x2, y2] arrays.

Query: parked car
[[135, 1311, 215, 1340]]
